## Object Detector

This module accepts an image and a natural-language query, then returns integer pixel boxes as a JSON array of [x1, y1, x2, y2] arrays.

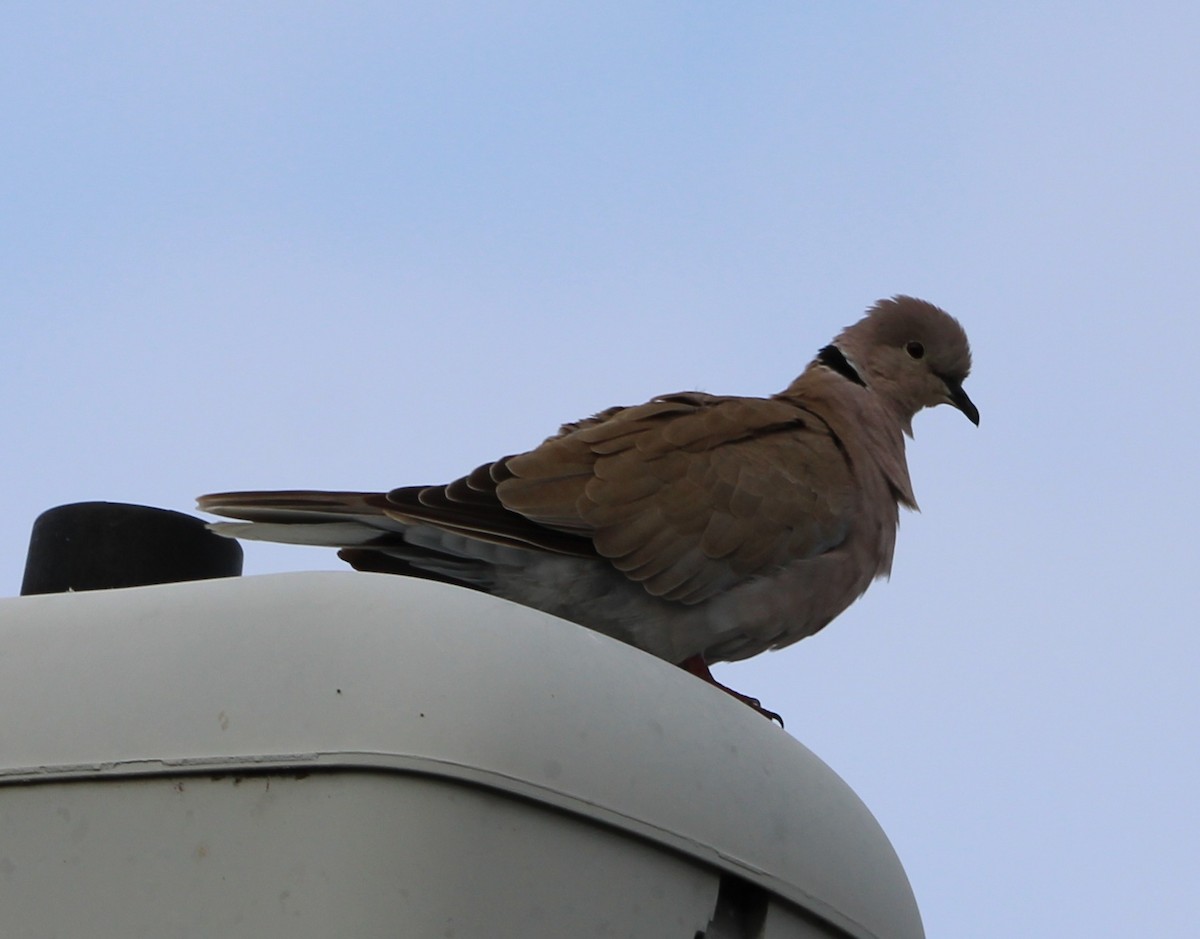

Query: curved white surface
[[0, 572, 922, 939]]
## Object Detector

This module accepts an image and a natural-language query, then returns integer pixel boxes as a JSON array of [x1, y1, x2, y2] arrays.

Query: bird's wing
[[197, 395, 859, 605], [496, 392, 859, 604]]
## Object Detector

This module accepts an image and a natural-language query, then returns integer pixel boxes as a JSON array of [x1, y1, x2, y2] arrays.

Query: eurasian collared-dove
[[199, 296, 977, 720]]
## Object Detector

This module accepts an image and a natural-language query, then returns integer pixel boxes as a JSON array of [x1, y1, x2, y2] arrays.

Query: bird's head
[[831, 295, 978, 433]]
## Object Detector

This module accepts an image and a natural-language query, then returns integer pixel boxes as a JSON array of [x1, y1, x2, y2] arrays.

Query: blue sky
[[3, 4, 1199, 935]]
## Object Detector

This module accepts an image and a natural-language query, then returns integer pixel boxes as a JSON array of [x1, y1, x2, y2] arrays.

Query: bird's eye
[[905, 340, 925, 359]]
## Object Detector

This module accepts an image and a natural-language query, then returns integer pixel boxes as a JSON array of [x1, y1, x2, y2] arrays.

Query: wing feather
[[499, 393, 856, 604]]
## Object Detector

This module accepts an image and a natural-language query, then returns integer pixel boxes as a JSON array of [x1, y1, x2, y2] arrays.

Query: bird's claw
[[679, 655, 785, 727]]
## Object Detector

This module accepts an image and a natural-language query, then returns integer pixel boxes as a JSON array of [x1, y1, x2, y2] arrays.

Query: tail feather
[[197, 487, 548, 590], [197, 490, 402, 528], [206, 520, 385, 548], [197, 485, 596, 558]]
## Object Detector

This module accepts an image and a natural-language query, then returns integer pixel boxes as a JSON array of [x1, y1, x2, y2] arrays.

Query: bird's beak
[[944, 379, 980, 426]]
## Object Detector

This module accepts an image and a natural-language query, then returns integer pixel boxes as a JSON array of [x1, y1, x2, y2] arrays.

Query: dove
[[199, 296, 977, 721]]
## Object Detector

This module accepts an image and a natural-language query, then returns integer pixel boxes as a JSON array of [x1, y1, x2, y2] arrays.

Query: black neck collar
[[817, 345, 866, 387]]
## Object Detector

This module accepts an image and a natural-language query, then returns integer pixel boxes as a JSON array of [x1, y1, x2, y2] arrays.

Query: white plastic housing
[[0, 572, 923, 939]]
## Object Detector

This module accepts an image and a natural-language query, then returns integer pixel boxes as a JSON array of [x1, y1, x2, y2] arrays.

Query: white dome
[[0, 572, 923, 938]]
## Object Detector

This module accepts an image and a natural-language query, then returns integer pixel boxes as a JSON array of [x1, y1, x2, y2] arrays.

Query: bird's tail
[[197, 490, 405, 546], [196, 488, 507, 589]]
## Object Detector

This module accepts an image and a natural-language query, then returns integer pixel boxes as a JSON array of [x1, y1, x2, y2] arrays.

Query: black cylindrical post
[[21, 502, 243, 596]]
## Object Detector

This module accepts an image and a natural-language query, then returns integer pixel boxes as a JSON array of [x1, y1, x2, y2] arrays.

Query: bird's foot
[[679, 655, 784, 727]]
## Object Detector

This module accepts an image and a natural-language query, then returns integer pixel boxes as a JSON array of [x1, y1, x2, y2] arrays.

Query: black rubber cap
[[21, 502, 243, 596]]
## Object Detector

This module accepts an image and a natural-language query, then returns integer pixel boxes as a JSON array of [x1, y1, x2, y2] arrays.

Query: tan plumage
[[200, 296, 977, 695]]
